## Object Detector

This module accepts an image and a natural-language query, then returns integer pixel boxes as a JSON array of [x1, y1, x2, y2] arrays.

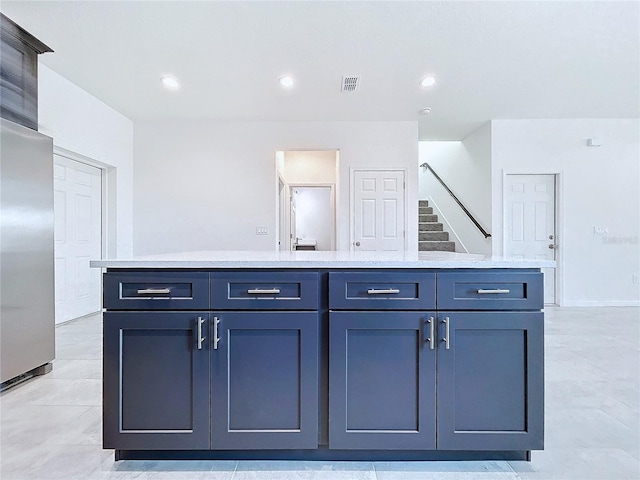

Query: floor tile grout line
[[229, 459, 239, 480]]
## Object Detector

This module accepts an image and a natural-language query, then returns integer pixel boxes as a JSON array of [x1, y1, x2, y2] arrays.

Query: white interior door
[[54, 155, 102, 324], [352, 170, 405, 251], [504, 174, 556, 304]]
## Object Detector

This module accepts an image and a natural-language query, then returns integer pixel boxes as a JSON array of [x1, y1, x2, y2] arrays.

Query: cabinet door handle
[[477, 289, 510, 294], [213, 317, 221, 350], [367, 288, 400, 295], [426, 317, 435, 350], [197, 317, 206, 350], [137, 288, 171, 295], [442, 317, 450, 350], [247, 288, 281, 295]]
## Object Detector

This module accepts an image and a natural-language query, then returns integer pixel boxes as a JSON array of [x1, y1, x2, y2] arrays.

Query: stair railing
[[420, 162, 491, 239]]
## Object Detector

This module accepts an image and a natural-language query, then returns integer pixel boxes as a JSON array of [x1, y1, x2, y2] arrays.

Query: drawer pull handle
[[137, 288, 171, 295], [247, 288, 281, 295], [197, 317, 206, 350], [477, 289, 510, 294], [442, 317, 450, 350], [367, 288, 400, 295], [426, 317, 435, 350], [213, 317, 221, 350]]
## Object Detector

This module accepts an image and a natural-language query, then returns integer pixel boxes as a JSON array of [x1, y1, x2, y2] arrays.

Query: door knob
[[548, 244, 557, 249], [354, 241, 361, 247]]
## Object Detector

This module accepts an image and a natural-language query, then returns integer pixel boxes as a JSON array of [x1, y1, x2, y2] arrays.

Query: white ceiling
[[3, 1, 638, 140]]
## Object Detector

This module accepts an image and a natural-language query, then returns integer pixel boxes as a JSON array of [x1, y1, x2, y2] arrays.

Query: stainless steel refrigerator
[[1, 117, 55, 384]]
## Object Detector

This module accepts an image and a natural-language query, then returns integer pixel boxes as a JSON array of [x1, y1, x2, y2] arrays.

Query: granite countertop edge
[[90, 251, 556, 269]]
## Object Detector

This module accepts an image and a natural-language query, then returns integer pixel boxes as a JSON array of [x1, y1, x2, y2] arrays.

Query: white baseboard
[[561, 300, 640, 307]]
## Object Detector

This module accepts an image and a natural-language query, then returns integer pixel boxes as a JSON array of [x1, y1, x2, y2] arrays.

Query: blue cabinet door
[[329, 311, 437, 450], [211, 311, 319, 449], [437, 311, 544, 451], [103, 312, 210, 450]]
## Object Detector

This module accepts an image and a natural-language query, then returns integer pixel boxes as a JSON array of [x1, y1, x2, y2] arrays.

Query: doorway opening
[[275, 150, 339, 251]]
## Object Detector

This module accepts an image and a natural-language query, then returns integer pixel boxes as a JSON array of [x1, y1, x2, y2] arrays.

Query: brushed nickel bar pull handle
[[367, 288, 401, 294], [247, 288, 281, 294], [197, 317, 205, 350], [137, 288, 171, 295], [477, 289, 510, 294], [442, 317, 450, 350], [213, 317, 221, 350], [427, 317, 435, 350]]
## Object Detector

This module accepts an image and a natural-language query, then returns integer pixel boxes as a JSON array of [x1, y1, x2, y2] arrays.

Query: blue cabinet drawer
[[211, 272, 318, 310], [436, 271, 543, 310], [329, 272, 436, 310], [103, 272, 210, 310]]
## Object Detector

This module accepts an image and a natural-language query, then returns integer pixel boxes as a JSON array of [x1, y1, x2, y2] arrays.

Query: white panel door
[[54, 155, 102, 324], [504, 174, 556, 304], [353, 170, 405, 251]]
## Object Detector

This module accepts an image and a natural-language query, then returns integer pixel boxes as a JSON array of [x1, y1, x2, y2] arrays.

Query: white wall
[[282, 150, 337, 184], [419, 122, 492, 255], [491, 119, 640, 306], [38, 65, 134, 257], [133, 121, 418, 254]]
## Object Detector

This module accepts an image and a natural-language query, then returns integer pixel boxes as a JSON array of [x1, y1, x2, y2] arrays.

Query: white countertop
[[90, 251, 555, 269]]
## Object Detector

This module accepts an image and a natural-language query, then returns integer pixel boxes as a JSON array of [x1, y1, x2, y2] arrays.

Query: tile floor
[[0, 307, 638, 479]]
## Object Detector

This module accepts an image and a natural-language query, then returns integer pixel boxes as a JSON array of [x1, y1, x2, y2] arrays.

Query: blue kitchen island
[[91, 251, 553, 461]]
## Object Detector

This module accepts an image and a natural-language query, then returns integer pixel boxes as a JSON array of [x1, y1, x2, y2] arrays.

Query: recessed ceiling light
[[161, 75, 180, 90], [279, 75, 295, 88], [420, 76, 436, 88], [420, 107, 432, 115]]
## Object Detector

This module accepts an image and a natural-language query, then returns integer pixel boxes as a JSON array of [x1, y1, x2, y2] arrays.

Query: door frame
[[274, 149, 340, 251], [350, 167, 408, 251], [277, 174, 288, 251], [501, 170, 563, 306]]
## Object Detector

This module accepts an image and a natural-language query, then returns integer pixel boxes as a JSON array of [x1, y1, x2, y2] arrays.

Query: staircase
[[418, 200, 455, 252]]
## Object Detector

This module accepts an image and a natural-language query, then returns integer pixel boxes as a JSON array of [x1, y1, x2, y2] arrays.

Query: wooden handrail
[[420, 162, 491, 239]]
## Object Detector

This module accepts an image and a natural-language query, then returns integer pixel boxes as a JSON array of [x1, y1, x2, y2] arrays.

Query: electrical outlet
[[593, 226, 608, 235], [256, 226, 269, 235], [633, 273, 639, 285]]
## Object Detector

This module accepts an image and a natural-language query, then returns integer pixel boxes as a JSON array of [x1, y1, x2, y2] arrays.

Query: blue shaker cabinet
[[329, 311, 437, 449], [102, 267, 544, 460], [436, 311, 544, 451], [210, 272, 319, 449], [103, 311, 211, 450], [328, 270, 544, 452], [434, 272, 544, 450], [103, 271, 319, 452], [210, 311, 319, 450]]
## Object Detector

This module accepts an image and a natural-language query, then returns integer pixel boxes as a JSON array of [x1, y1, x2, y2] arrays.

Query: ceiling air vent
[[341, 75, 361, 92]]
